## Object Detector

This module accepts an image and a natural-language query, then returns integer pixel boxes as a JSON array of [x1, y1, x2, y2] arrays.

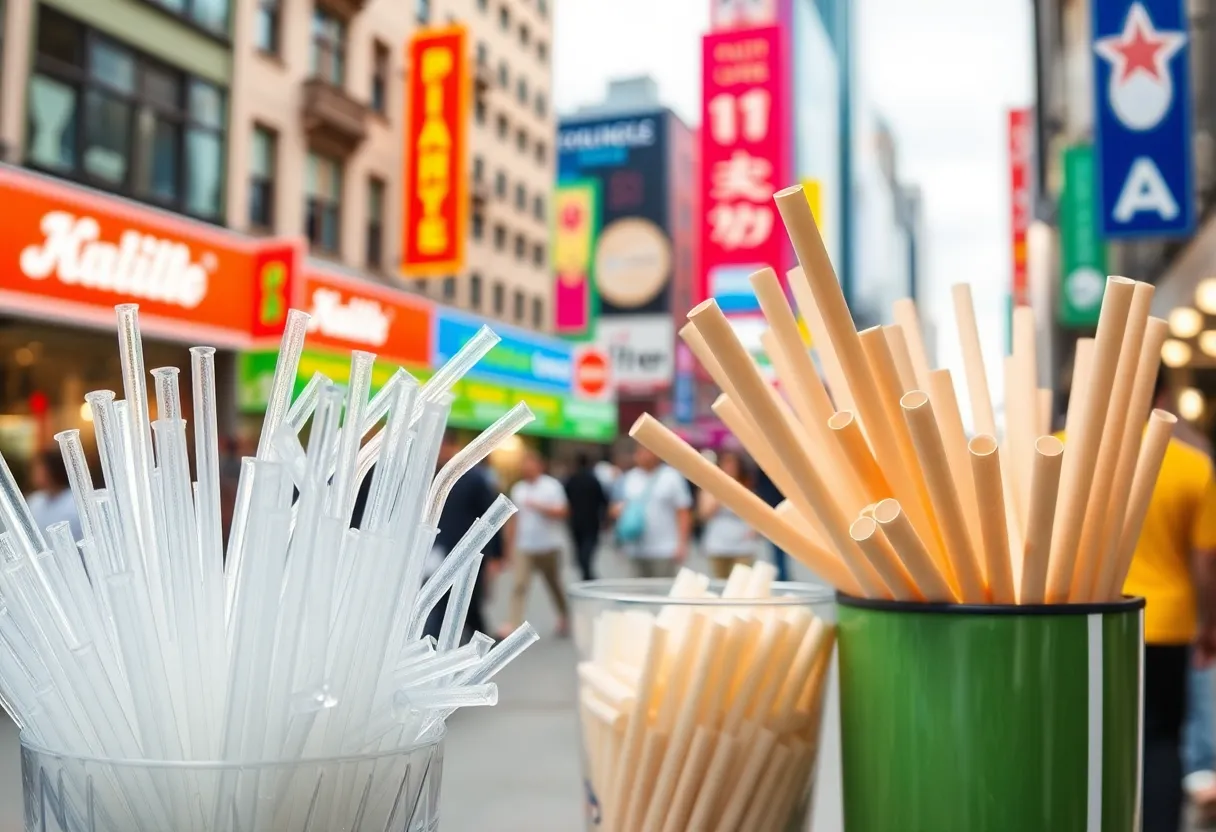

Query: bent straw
[[893, 298, 934, 389], [786, 266, 854, 412], [884, 325, 918, 393], [828, 411, 892, 503], [1019, 436, 1066, 604], [1094, 318, 1170, 599], [968, 436, 1015, 604], [1071, 281, 1154, 601], [686, 301, 888, 595], [1109, 410, 1177, 598], [1046, 276, 1136, 602], [425, 402, 534, 526], [630, 415, 862, 594], [951, 284, 997, 435], [850, 516, 919, 601], [873, 499, 957, 602], [901, 391, 986, 602]]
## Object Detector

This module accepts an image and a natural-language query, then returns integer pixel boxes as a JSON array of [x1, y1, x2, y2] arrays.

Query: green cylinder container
[[836, 594, 1144, 832]]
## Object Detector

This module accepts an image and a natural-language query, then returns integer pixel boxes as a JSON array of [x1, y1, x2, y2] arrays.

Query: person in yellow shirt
[[1122, 370, 1216, 831]]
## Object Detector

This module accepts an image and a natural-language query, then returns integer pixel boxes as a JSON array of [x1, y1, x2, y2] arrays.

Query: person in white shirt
[[26, 449, 82, 543], [506, 450, 570, 636], [611, 443, 693, 579], [697, 450, 758, 579]]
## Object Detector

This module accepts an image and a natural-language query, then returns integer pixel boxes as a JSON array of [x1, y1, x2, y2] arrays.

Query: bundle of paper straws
[[578, 564, 834, 832], [634, 185, 1172, 605], [0, 304, 538, 829]]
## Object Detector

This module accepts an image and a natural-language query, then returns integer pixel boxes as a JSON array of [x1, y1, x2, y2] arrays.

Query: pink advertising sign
[[700, 25, 789, 317], [552, 179, 600, 337]]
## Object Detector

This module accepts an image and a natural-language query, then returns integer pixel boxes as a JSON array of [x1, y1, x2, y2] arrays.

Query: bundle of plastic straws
[[0, 304, 538, 830]]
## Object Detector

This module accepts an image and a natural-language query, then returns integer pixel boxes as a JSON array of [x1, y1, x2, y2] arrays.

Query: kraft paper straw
[[1065, 338, 1096, 435], [1010, 306, 1039, 526], [1070, 280, 1154, 601], [873, 499, 957, 602], [1094, 317, 1170, 600], [900, 391, 986, 602], [786, 266, 855, 413], [1019, 436, 1066, 604], [850, 516, 921, 601], [893, 298, 934, 390], [828, 411, 892, 504], [1110, 409, 1177, 598], [927, 368, 985, 558], [951, 283, 997, 436], [968, 436, 1015, 604], [884, 325, 919, 393], [1046, 276, 1135, 602], [1038, 388, 1054, 435]]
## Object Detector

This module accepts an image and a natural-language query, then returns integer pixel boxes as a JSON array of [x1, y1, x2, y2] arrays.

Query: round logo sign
[[575, 349, 609, 398], [594, 217, 672, 309]]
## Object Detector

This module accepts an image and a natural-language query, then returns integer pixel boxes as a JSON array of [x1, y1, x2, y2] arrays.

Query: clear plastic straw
[[424, 402, 533, 527], [396, 683, 498, 714], [0, 451, 44, 559], [256, 308, 310, 460], [419, 325, 499, 410], [362, 368, 418, 434], [285, 371, 327, 433], [363, 371, 420, 534], [394, 640, 486, 688], [223, 457, 256, 635], [190, 348, 225, 648], [114, 306, 158, 597], [54, 429, 99, 541], [437, 552, 484, 654], [331, 350, 375, 522]]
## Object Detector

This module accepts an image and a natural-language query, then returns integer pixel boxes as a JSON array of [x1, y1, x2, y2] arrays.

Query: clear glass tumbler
[[20, 731, 445, 832], [567, 578, 835, 832]]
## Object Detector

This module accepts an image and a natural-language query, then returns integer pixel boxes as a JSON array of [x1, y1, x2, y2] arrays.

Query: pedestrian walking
[[563, 453, 608, 581], [610, 442, 692, 580], [697, 450, 758, 580], [505, 450, 570, 636]]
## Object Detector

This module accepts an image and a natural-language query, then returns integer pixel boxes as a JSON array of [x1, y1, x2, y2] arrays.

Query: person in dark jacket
[[753, 467, 789, 581], [352, 431, 502, 642], [563, 453, 608, 581]]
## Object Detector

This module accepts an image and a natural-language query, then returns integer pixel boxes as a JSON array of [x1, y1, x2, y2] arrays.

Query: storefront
[[0, 164, 286, 475]]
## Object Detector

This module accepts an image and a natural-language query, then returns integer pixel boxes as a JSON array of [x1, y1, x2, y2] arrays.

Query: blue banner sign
[[433, 310, 573, 395], [1092, 0, 1194, 237]]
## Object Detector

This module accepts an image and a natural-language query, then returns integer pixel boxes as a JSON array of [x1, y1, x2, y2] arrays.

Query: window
[[493, 224, 506, 251], [515, 128, 527, 152], [535, 92, 547, 118], [471, 211, 484, 239], [532, 296, 543, 327], [537, 41, 548, 63], [370, 41, 388, 114], [415, 0, 430, 24], [496, 114, 508, 139], [305, 151, 342, 252], [535, 141, 547, 164], [27, 8, 228, 220], [473, 155, 484, 182], [532, 194, 545, 221], [249, 125, 276, 228], [476, 42, 488, 66], [310, 7, 345, 85], [532, 242, 544, 267], [470, 273, 483, 310], [494, 170, 506, 198], [514, 183, 526, 211], [149, 0, 229, 34], [493, 282, 505, 314], [516, 78, 528, 105], [513, 289, 525, 321], [519, 25, 530, 46], [499, 5, 510, 31], [497, 60, 509, 88], [255, 0, 280, 53], [442, 277, 456, 301], [366, 176, 384, 268], [514, 233, 525, 260], [475, 99, 486, 124]]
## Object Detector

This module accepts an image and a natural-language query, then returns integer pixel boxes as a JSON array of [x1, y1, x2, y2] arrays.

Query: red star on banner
[[1095, 2, 1186, 84]]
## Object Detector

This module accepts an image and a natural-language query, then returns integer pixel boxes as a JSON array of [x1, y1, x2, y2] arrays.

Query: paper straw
[[927, 369, 985, 557], [883, 325, 918, 393], [892, 298, 934, 390], [873, 499, 957, 602], [1070, 281, 1154, 601], [1009, 306, 1039, 530], [900, 391, 986, 602], [1019, 436, 1066, 604], [828, 411, 891, 503], [1094, 317, 1170, 599], [950, 283, 997, 435], [1110, 409, 1177, 598], [1038, 388, 1054, 435], [1065, 338, 1095, 434], [967, 436, 1015, 604], [786, 266, 855, 413], [850, 516, 919, 601], [1045, 276, 1135, 602]]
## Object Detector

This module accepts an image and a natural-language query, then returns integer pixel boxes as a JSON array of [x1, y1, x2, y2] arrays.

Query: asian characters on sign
[[700, 26, 788, 313], [403, 27, 468, 275]]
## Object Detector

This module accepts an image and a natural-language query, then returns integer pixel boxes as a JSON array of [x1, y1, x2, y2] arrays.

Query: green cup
[[836, 594, 1144, 832]]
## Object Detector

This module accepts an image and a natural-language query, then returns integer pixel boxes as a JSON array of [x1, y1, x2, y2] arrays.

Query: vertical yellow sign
[[796, 179, 824, 346]]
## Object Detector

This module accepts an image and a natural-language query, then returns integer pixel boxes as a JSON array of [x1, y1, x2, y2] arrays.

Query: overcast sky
[[554, 0, 1035, 416]]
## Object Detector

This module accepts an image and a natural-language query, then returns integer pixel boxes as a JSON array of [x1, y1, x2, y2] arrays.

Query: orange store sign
[[0, 166, 284, 347], [402, 26, 468, 277]]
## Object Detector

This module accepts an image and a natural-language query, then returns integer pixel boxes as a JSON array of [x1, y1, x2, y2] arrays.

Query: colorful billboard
[[1059, 144, 1109, 327], [434, 310, 575, 396], [552, 179, 600, 338], [700, 25, 789, 317], [1092, 0, 1194, 237], [402, 26, 468, 275], [1009, 108, 1032, 306]]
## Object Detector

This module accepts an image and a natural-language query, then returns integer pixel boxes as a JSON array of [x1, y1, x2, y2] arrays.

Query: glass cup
[[21, 730, 445, 832], [568, 578, 835, 832]]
